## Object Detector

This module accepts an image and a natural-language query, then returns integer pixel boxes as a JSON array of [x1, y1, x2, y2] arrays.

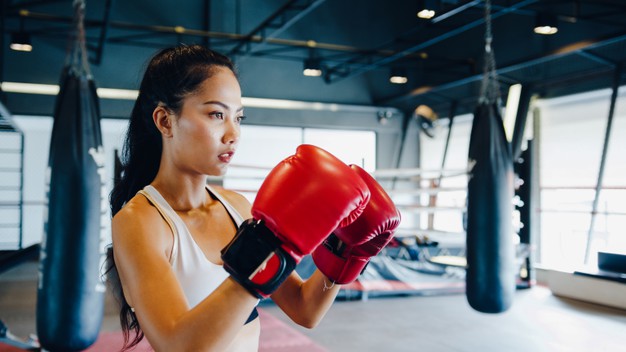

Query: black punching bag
[[465, 102, 515, 313], [37, 65, 106, 350]]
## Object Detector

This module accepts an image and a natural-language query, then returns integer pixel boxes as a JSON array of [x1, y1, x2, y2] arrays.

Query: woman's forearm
[[143, 278, 258, 352]]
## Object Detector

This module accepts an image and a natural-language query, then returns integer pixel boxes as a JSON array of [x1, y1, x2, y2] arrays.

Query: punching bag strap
[[67, 0, 91, 78], [478, 0, 500, 106]]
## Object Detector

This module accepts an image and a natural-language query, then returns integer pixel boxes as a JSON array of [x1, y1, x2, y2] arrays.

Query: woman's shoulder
[[112, 193, 167, 238]]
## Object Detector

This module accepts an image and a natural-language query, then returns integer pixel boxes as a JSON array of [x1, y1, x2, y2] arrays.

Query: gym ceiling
[[1, 0, 626, 119]]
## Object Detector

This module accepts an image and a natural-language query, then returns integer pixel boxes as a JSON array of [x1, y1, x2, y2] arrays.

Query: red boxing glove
[[312, 165, 401, 284], [222, 145, 370, 298]]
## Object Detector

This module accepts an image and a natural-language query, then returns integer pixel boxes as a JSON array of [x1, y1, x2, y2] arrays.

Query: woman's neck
[[150, 171, 211, 212]]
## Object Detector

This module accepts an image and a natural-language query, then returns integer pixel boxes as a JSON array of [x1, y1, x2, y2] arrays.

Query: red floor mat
[[0, 308, 327, 352]]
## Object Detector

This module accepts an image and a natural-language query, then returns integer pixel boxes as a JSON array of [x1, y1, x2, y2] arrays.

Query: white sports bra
[[138, 184, 246, 308]]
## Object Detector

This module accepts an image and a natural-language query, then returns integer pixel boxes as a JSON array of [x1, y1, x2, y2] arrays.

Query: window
[[223, 125, 377, 203], [537, 86, 626, 269]]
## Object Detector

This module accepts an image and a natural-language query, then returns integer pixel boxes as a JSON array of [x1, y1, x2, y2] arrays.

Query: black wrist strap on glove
[[221, 218, 296, 298], [321, 233, 346, 256]]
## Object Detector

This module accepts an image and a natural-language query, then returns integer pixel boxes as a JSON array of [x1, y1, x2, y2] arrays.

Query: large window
[[414, 85, 626, 268], [224, 125, 377, 203], [411, 116, 472, 246], [537, 86, 626, 269]]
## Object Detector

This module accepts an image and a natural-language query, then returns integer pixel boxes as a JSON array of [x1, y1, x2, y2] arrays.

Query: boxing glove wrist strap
[[313, 234, 371, 285], [221, 218, 296, 299], [321, 233, 346, 255]]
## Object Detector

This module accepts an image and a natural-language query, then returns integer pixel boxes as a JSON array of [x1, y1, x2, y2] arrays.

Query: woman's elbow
[[294, 313, 324, 329]]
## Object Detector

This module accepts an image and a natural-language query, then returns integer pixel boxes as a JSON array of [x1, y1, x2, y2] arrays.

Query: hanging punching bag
[[466, 102, 515, 313], [37, 2, 106, 350]]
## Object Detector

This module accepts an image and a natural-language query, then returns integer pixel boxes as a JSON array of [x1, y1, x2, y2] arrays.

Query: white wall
[[9, 116, 128, 249]]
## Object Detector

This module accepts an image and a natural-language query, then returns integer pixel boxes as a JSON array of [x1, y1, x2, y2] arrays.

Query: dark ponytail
[[106, 44, 236, 350]]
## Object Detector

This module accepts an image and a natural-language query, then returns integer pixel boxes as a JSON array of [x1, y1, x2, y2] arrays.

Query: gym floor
[[1, 261, 625, 352]]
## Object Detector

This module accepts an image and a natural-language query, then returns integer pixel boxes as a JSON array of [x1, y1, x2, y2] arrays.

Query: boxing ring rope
[[218, 164, 471, 245], [385, 188, 467, 196], [0, 201, 49, 207], [540, 185, 626, 216], [541, 186, 626, 190], [539, 209, 626, 216], [222, 164, 471, 180], [370, 167, 469, 179], [395, 205, 466, 212]]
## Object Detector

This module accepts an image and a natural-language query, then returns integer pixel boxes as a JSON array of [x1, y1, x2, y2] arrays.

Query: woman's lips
[[218, 152, 234, 163]]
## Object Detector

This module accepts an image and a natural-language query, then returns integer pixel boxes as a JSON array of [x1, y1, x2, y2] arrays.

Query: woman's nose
[[223, 119, 240, 144]]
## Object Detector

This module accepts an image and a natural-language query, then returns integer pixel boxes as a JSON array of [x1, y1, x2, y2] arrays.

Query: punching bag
[[465, 102, 515, 313], [37, 2, 106, 350]]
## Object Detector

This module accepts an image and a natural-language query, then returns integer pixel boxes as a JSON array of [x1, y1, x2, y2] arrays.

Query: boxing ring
[[214, 162, 518, 301]]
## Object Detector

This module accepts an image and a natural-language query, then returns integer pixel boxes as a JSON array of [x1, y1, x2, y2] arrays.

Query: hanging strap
[[479, 0, 500, 105], [66, 0, 92, 78]]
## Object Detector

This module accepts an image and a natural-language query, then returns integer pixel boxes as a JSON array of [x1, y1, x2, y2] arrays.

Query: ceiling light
[[389, 67, 408, 84], [417, 9, 435, 19], [10, 32, 32, 52], [534, 13, 558, 35], [303, 58, 322, 77], [416, 0, 437, 19]]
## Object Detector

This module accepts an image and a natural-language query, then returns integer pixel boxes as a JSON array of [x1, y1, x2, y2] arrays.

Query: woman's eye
[[236, 115, 247, 124], [209, 112, 224, 119]]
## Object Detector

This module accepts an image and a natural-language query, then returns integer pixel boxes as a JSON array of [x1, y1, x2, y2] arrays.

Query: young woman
[[107, 45, 344, 351]]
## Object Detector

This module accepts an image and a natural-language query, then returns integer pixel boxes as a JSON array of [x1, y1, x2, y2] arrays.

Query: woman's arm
[[270, 269, 341, 328], [112, 198, 258, 352], [218, 187, 341, 328]]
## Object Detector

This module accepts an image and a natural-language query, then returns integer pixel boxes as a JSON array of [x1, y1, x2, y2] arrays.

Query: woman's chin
[[207, 166, 228, 177]]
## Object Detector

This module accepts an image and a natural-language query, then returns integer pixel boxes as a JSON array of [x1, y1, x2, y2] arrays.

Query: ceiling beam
[[1, 0, 6, 88], [431, 0, 483, 24], [91, 0, 113, 65], [378, 31, 626, 106], [6, 7, 435, 70], [324, 0, 539, 84], [202, 0, 211, 48], [227, 0, 326, 58]]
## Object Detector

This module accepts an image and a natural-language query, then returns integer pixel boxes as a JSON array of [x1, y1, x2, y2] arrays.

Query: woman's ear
[[153, 105, 173, 138]]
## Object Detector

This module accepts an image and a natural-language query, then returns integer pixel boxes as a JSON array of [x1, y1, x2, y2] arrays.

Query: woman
[[107, 44, 342, 351]]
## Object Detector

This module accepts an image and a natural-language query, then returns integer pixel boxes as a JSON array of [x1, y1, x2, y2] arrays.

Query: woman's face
[[169, 66, 244, 176]]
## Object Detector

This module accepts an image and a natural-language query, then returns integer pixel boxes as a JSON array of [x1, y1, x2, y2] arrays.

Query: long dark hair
[[106, 44, 236, 350]]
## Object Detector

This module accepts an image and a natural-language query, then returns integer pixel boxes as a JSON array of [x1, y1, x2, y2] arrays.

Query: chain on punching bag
[[465, 0, 515, 314], [37, 0, 107, 350]]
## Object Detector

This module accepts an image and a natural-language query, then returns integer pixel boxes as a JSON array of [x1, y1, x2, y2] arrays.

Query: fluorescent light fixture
[[97, 88, 139, 100], [10, 32, 33, 52], [0, 81, 140, 99], [0, 81, 401, 114], [242, 97, 394, 113], [1, 82, 58, 95]]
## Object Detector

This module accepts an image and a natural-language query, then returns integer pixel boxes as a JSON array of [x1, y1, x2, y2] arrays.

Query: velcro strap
[[221, 218, 296, 298]]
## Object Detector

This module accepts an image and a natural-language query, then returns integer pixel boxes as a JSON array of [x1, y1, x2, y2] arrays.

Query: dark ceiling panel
[[1, 0, 626, 119]]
